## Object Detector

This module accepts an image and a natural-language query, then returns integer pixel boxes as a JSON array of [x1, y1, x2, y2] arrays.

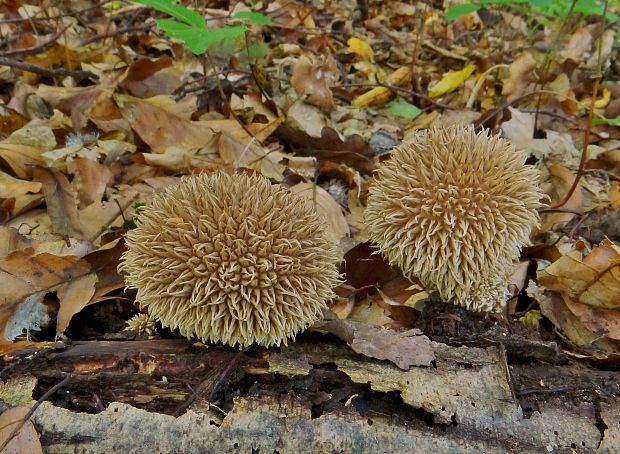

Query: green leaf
[[592, 115, 620, 126], [446, 3, 480, 22], [134, 0, 204, 27], [156, 20, 247, 54], [245, 41, 269, 58], [387, 98, 422, 119], [233, 10, 272, 25]]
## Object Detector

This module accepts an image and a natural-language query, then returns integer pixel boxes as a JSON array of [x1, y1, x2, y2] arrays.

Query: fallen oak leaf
[[289, 182, 350, 243], [0, 251, 90, 341], [67, 157, 113, 209], [315, 318, 435, 369], [501, 52, 538, 102], [564, 297, 620, 341], [0, 123, 55, 178], [55, 273, 98, 336], [0, 170, 42, 219], [273, 125, 374, 174], [291, 53, 338, 111], [0, 406, 43, 454], [32, 166, 83, 239], [538, 239, 620, 309], [115, 94, 217, 153], [530, 283, 620, 354], [536, 163, 582, 234]]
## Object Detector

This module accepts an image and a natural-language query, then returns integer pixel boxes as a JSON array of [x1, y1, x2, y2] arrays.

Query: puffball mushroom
[[365, 125, 543, 312], [119, 172, 342, 348]]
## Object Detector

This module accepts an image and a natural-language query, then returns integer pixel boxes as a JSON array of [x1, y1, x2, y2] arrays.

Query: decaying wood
[[1, 338, 618, 453]]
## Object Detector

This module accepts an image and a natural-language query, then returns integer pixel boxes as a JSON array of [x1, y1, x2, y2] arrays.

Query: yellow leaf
[[595, 88, 610, 109], [351, 67, 412, 108], [428, 64, 476, 98], [347, 37, 374, 60], [351, 87, 392, 108], [384, 66, 412, 85]]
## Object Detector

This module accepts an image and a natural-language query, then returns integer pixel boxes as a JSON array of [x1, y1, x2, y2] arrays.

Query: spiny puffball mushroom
[[119, 172, 342, 348], [364, 125, 543, 312]]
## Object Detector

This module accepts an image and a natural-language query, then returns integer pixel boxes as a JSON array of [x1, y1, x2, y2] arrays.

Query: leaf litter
[[0, 0, 619, 449]]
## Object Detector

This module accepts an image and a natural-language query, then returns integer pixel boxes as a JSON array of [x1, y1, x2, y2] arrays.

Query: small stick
[[0, 57, 98, 80], [0, 25, 70, 58], [0, 375, 72, 452]]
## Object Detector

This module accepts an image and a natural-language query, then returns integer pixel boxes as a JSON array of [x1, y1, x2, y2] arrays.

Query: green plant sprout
[[133, 0, 271, 55], [447, 0, 619, 23], [592, 115, 620, 126]]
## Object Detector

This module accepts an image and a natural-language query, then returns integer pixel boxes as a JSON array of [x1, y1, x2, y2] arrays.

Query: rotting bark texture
[[2, 338, 618, 453]]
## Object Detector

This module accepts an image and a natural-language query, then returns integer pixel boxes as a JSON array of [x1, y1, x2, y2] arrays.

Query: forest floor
[[0, 0, 619, 452]]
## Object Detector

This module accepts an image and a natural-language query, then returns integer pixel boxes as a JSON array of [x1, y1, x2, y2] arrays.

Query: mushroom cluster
[[119, 172, 342, 348], [365, 125, 543, 311]]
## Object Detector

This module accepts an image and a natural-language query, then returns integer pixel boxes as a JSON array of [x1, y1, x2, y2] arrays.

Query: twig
[[0, 375, 72, 452], [207, 349, 248, 401], [537, 208, 584, 216], [0, 1, 111, 24], [466, 64, 509, 109], [0, 25, 70, 58], [422, 41, 468, 61], [204, 52, 264, 147], [552, 0, 608, 209], [533, 0, 579, 134], [0, 57, 98, 80], [333, 82, 456, 110], [80, 23, 155, 46]]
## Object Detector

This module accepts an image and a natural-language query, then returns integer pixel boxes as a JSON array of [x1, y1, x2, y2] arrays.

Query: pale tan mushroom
[[365, 125, 543, 311], [119, 172, 342, 347]]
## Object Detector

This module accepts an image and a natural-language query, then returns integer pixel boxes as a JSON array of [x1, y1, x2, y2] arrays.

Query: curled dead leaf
[[289, 182, 349, 243], [538, 239, 620, 309], [291, 54, 338, 111]]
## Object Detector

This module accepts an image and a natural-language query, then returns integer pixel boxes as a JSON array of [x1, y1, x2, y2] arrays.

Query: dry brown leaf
[[291, 54, 338, 111], [285, 101, 329, 138], [564, 298, 620, 340], [289, 182, 349, 243], [609, 181, 620, 208], [120, 55, 183, 98], [316, 318, 435, 369], [538, 240, 620, 309], [537, 163, 582, 233], [32, 166, 83, 239], [0, 170, 42, 219], [55, 272, 98, 336], [0, 251, 90, 341], [0, 226, 125, 342], [501, 52, 537, 102], [78, 188, 139, 242], [36, 73, 121, 130], [141, 149, 218, 172], [0, 123, 56, 178], [218, 135, 285, 179], [116, 94, 218, 153], [230, 93, 279, 121], [533, 285, 619, 354], [348, 294, 397, 328], [561, 27, 592, 63], [283, 156, 317, 179], [501, 107, 535, 149], [202, 117, 283, 144], [67, 157, 113, 208], [0, 406, 43, 454]]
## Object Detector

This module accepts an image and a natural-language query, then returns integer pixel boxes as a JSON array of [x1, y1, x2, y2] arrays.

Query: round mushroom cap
[[365, 125, 543, 312], [119, 172, 342, 347]]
